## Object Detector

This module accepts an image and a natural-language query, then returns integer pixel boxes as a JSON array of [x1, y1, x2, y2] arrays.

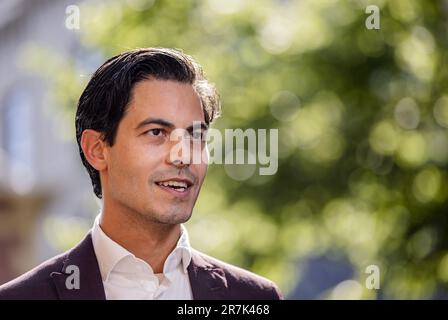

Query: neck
[[98, 201, 181, 274]]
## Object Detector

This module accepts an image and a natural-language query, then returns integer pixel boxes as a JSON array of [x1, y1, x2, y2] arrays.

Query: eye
[[191, 131, 202, 140], [147, 128, 165, 137], [191, 130, 204, 140]]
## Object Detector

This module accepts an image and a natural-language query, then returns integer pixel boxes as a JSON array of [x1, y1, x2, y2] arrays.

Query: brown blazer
[[0, 232, 283, 300]]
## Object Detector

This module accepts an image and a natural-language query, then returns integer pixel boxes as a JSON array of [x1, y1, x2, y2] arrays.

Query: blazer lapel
[[50, 232, 106, 300], [50, 234, 227, 300], [187, 249, 228, 300]]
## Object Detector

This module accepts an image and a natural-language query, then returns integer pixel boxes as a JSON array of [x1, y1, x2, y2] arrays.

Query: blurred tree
[[27, 0, 448, 299]]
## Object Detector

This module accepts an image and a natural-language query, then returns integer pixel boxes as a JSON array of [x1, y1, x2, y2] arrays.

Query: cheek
[[108, 152, 135, 190], [109, 144, 157, 188], [194, 162, 208, 184]]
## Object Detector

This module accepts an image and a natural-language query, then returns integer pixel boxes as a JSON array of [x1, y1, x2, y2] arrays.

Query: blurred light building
[[0, 0, 96, 284]]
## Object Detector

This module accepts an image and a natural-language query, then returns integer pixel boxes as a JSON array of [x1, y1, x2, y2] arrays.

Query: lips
[[155, 177, 193, 195]]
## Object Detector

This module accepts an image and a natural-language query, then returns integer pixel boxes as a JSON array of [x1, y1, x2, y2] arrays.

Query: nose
[[172, 159, 189, 169], [167, 133, 192, 169]]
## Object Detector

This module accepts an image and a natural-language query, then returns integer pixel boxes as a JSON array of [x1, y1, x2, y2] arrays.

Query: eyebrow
[[134, 117, 208, 132], [135, 117, 175, 131], [186, 122, 208, 134]]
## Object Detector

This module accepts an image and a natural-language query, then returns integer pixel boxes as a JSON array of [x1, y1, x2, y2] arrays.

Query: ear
[[80, 129, 108, 171]]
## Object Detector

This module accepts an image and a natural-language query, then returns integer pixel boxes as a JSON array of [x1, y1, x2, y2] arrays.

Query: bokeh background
[[1, 0, 448, 299]]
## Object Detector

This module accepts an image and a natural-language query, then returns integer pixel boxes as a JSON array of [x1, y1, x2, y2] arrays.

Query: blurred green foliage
[[29, 0, 448, 299]]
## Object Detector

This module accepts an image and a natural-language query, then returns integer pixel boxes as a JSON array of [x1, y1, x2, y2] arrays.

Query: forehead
[[123, 79, 204, 127]]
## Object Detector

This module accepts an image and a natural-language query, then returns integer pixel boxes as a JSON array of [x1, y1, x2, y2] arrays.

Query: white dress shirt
[[91, 214, 193, 300]]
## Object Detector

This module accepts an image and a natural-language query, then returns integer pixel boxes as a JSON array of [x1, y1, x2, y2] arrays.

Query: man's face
[[102, 79, 208, 225]]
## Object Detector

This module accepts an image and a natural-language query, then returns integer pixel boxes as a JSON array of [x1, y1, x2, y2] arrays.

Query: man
[[0, 48, 283, 300]]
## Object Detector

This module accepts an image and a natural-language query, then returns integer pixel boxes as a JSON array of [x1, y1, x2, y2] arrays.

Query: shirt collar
[[91, 214, 192, 282]]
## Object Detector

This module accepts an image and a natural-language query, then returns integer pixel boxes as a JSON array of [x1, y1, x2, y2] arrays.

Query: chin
[[142, 206, 192, 225], [166, 208, 193, 224], [156, 214, 191, 225]]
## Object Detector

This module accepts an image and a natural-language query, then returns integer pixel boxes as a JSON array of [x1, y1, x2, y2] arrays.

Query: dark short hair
[[75, 48, 221, 199]]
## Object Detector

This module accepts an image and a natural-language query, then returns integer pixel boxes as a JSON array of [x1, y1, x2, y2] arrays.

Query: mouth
[[154, 178, 194, 196]]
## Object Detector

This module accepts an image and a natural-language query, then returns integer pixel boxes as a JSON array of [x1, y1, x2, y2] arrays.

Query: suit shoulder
[[0, 251, 68, 300], [192, 249, 283, 299]]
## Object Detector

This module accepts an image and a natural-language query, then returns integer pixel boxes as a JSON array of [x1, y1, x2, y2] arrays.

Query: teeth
[[158, 181, 188, 188]]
